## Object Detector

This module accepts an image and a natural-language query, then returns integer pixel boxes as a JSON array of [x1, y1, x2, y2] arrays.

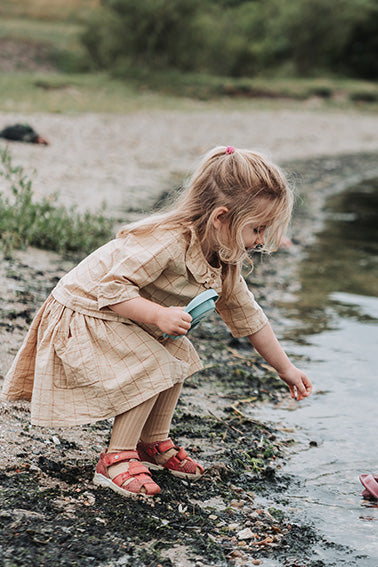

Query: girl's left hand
[[278, 364, 312, 401]]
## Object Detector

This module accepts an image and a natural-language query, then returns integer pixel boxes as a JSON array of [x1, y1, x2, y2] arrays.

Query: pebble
[[228, 550, 243, 558], [237, 527, 255, 540], [230, 499, 245, 508]]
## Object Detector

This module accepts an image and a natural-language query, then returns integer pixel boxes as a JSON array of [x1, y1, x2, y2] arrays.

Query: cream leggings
[[108, 382, 182, 452]]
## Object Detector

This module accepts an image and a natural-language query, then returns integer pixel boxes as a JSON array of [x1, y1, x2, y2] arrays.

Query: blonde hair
[[118, 146, 293, 300]]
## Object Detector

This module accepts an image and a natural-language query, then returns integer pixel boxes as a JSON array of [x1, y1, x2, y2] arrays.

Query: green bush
[[268, 0, 377, 77], [82, 0, 203, 71], [337, 2, 378, 79], [81, 0, 378, 80], [0, 148, 114, 257]]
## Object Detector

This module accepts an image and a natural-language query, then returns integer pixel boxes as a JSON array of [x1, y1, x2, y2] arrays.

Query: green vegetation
[[0, 148, 114, 256], [0, 0, 377, 112], [2, 71, 378, 114], [0, 0, 97, 22], [83, 0, 378, 80], [0, 17, 82, 50], [106, 68, 378, 104]]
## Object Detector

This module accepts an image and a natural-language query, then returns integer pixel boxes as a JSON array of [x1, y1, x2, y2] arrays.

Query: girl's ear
[[212, 207, 230, 229]]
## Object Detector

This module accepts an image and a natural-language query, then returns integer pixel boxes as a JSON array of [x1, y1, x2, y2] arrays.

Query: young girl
[[1, 146, 312, 498]]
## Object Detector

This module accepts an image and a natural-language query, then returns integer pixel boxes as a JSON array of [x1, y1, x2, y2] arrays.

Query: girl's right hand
[[155, 306, 192, 337], [278, 363, 312, 401]]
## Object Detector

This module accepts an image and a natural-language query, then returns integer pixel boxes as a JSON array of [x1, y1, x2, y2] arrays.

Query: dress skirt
[[1, 296, 202, 427]]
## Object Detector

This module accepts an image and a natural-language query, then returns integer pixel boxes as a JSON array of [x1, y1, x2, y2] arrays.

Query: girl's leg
[[105, 394, 158, 483], [140, 382, 183, 444], [109, 394, 158, 451], [138, 383, 204, 479]]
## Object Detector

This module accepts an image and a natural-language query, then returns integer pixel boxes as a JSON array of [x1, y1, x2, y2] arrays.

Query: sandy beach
[[1, 107, 378, 214]]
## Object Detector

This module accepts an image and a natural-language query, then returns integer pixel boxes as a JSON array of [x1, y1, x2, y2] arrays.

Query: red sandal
[[137, 438, 205, 480], [93, 450, 161, 498]]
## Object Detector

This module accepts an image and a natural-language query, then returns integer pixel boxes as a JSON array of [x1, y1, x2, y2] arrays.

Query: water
[[252, 178, 378, 566]]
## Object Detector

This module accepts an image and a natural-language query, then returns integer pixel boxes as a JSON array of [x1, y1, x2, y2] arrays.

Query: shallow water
[[253, 178, 378, 566]]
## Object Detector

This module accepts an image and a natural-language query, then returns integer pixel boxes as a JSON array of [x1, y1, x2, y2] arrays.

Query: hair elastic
[[226, 146, 235, 155]]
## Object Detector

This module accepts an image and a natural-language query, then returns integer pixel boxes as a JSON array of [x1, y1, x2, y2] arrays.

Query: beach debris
[[0, 123, 49, 145]]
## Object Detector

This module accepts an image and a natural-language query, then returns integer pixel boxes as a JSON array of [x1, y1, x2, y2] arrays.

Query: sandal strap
[[164, 447, 204, 474], [112, 461, 154, 489], [137, 440, 205, 477], [128, 461, 151, 476], [142, 438, 175, 457], [164, 447, 189, 469], [102, 450, 139, 468]]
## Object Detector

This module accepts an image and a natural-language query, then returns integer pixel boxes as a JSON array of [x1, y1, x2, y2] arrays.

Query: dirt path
[[1, 108, 378, 213], [1, 107, 378, 566]]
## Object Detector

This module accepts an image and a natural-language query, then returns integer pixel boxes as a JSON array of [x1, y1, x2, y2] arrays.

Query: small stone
[[230, 485, 244, 493], [230, 499, 245, 508], [82, 492, 95, 505], [228, 550, 243, 558], [237, 527, 255, 540]]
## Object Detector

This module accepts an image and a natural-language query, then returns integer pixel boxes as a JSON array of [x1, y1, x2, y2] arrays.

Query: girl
[[1, 146, 312, 498]]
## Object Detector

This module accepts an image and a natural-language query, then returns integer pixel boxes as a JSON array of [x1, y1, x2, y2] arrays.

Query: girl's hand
[[155, 306, 192, 337], [278, 364, 312, 401]]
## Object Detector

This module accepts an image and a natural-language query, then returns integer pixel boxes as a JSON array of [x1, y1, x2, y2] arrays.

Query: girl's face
[[212, 207, 269, 252], [241, 222, 267, 251]]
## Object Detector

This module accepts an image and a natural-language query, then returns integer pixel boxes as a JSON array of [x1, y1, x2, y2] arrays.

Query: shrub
[[269, 0, 378, 77], [81, 0, 378, 80], [82, 0, 203, 71], [0, 147, 114, 257]]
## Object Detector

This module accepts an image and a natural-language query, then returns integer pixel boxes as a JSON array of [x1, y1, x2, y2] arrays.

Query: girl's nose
[[256, 230, 265, 245]]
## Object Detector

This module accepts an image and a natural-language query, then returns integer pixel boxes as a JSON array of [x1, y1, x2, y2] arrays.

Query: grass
[[1, 70, 378, 115], [0, 147, 114, 256], [115, 66, 378, 106], [0, 2, 377, 113], [0, 72, 214, 113], [0, 17, 83, 51], [0, 0, 98, 22]]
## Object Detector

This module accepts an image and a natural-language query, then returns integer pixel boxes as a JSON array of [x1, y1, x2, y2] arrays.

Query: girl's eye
[[253, 226, 265, 234]]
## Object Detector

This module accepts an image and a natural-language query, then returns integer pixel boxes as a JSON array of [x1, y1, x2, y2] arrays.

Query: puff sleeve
[[216, 275, 268, 337], [97, 232, 178, 310]]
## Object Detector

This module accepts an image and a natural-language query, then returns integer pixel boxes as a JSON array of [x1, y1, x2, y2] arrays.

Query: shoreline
[[0, 150, 377, 566]]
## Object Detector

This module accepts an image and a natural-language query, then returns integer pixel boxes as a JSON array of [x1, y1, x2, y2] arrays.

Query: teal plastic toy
[[163, 289, 219, 339]]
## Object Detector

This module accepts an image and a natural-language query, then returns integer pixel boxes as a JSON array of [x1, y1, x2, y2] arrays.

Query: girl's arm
[[109, 297, 192, 337], [248, 322, 312, 401]]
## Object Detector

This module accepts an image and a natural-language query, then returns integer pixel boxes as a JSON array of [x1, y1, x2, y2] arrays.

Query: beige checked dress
[[1, 227, 268, 427]]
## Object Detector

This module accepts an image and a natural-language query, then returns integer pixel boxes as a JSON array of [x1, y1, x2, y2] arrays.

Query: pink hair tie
[[226, 146, 235, 155]]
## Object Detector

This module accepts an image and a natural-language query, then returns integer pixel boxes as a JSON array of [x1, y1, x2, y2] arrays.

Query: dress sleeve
[[216, 275, 268, 337], [97, 232, 177, 310]]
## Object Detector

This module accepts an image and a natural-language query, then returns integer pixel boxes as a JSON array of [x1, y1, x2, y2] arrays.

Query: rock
[[237, 527, 255, 540]]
